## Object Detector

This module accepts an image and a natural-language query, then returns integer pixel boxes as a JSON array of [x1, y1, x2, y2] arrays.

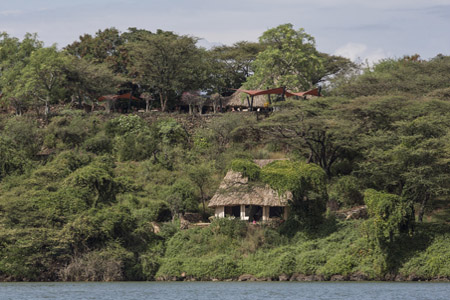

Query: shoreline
[[155, 273, 450, 282]]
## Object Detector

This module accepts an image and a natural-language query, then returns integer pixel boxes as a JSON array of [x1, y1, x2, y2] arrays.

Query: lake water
[[0, 282, 449, 300]]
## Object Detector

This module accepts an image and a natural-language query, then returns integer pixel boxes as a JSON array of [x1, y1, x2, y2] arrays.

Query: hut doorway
[[225, 206, 241, 218], [269, 206, 284, 218], [246, 205, 263, 222]]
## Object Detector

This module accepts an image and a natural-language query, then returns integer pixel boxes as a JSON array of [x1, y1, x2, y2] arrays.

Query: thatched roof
[[208, 170, 291, 208], [222, 90, 270, 108]]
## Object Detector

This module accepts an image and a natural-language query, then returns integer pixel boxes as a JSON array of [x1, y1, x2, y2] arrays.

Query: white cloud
[[334, 42, 388, 65], [0, 10, 24, 16]]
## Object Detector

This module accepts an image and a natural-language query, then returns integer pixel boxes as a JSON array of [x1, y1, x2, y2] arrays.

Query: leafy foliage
[[230, 159, 260, 181]]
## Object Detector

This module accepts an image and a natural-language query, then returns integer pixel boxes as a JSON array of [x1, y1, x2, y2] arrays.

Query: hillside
[[0, 44, 450, 282]]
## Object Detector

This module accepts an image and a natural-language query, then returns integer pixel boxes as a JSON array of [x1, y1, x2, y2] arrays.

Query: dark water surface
[[1, 281, 449, 300]]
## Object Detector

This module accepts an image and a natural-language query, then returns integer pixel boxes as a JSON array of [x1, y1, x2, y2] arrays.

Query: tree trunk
[[159, 92, 165, 112], [418, 193, 430, 222], [44, 96, 50, 119], [200, 188, 206, 218]]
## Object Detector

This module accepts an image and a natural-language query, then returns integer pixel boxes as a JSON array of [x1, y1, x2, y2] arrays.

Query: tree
[[210, 93, 223, 113], [208, 41, 263, 94], [0, 32, 43, 115], [16, 46, 68, 117], [261, 160, 328, 226], [165, 178, 198, 219], [64, 56, 124, 109], [140, 92, 154, 112], [186, 162, 215, 217], [0, 135, 30, 180], [258, 99, 359, 177], [181, 91, 202, 115], [243, 24, 322, 91], [358, 113, 450, 222], [364, 189, 415, 271], [310, 52, 357, 86], [65, 159, 118, 208], [128, 30, 205, 112], [65, 28, 123, 65]]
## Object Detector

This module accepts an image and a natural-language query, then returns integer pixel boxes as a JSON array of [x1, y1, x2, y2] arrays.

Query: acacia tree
[[129, 30, 205, 112], [243, 24, 322, 90], [15, 46, 67, 117], [187, 162, 215, 217], [208, 41, 263, 93], [258, 99, 359, 178], [64, 56, 124, 109], [0, 32, 43, 115], [358, 114, 450, 222]]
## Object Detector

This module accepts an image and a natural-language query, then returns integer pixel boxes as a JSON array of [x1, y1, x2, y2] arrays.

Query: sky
[[1, 0, 450, 64]]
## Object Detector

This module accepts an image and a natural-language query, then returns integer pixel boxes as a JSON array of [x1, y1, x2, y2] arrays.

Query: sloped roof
[[222, 90, 270, 108], [208, 169, 291, 208], [222, 88, 320, 108]]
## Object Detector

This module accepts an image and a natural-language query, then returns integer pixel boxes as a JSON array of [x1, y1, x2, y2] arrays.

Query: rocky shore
[[156, 272, 450, 282]]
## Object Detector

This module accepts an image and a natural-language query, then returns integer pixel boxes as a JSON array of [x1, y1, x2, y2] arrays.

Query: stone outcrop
[[336, 205, 368, 220], [238, 274, 257, 281]]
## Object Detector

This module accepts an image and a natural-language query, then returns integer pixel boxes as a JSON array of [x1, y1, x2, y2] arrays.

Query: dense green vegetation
[[0, 25, 449, 281]]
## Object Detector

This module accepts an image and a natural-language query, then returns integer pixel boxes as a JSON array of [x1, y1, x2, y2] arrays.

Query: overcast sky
[[1, 0, 450, 64]]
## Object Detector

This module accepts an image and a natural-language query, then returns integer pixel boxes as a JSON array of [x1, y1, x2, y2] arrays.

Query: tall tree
[[16, 46, 68, 117], [128, 30, 205, 112], [258, 99, 359, 178], [0, 32, 43, 114], [64, 56, 124, 109], [243, 24, 322, 90], [208, 41, 263, 93]]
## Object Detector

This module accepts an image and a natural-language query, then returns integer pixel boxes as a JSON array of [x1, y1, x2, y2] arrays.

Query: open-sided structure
[[225, 87, 320, 111], [208, 160, 291, 222]]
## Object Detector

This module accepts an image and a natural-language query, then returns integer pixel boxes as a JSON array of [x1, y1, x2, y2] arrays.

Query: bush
[[84, 134, 113, 154], [261, 160, 328, 226], [230, 159, 260, 181], [210, 218, 248, 238], [400, 234, 450, 278], [0, 135, 31, 180], [134, 201, 172, 223], [330, 175, 363, 207], [58, 244, 135, 281]]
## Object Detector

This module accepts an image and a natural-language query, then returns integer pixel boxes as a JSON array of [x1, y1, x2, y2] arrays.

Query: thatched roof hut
[[209, 159, 291, 221], [208, 170, 291, 208], [222, 90, 270, 109]]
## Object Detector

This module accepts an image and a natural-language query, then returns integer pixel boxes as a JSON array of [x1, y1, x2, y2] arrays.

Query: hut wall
[[240, 205, 248, 220], [215, 206, 225, 218]]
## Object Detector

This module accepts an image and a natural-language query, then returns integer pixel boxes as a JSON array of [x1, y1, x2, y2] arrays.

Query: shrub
[[84, 134, 113, 154], [58, 244, 135, 281], [330, 175, 363, 207], [210, 217, 248, 238], [261, 160, 328, 226], [230, 159, 260, 181]]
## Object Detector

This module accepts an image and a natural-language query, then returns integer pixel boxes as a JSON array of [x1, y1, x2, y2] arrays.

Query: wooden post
[[283, 206, 289, 220], [240, 205, 246, 220], [262, 206, 269, 221]]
